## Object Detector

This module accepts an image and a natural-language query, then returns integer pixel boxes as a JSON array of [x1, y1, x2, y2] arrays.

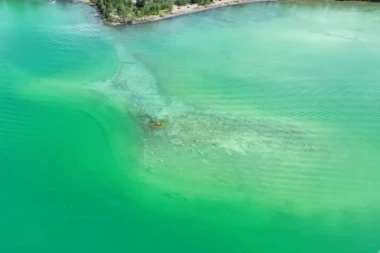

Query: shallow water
[[1, 1, 380, 252]]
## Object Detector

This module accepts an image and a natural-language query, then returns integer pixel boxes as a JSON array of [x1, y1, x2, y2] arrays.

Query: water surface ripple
[[1, 1, 380, 252]]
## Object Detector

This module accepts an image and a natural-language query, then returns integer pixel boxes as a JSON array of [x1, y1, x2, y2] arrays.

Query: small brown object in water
[[150, 121, 165, 130]]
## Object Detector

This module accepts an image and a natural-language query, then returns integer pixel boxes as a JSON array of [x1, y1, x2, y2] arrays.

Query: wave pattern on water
[[89, 42, 380, 220], [2, 1, 380, 252]]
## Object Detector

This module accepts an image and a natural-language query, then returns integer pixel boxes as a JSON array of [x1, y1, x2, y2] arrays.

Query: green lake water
[[1, 0, 380, 252]]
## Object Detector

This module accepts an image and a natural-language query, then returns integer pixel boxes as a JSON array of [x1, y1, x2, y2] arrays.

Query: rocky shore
[[76, 0, 277, 25]]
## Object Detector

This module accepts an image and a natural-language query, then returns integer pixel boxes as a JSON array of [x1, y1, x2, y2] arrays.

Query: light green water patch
[[109, 3, 380, 224], [2, 1, 380, 252], [121, 3, 380, 122]]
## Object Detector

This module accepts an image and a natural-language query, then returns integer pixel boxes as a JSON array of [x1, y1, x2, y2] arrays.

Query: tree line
[[90, 0, 213, 22], [90, 0, 380, 22]]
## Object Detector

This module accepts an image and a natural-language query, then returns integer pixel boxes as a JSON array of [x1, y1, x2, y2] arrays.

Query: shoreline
[[131, 0, 277, 25], [76, 0, 379, 25], [77, 0, 277, 25]]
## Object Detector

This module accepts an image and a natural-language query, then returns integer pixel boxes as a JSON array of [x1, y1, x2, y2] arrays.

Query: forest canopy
[[91, 0, 380, 22], [90, 0, 213, 22]]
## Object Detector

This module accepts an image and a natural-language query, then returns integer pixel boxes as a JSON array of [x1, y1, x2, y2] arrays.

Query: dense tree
[[92, 0, 380, 23], [91, 0, 217, 22], [91, 0, 176, 21]]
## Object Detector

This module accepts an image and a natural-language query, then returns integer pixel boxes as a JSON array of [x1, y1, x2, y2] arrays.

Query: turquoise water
[[1, 0, 380, 252]]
